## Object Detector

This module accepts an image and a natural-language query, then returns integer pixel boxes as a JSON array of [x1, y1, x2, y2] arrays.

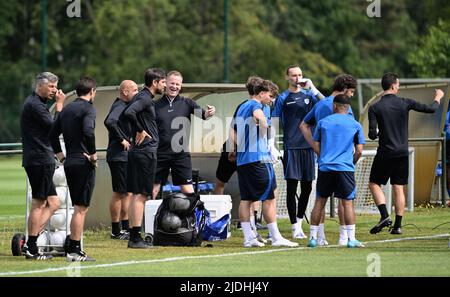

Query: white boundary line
[[1, 233, 449, 276]]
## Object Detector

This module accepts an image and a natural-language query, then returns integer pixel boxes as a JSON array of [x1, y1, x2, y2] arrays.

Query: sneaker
[[307, 238, 318, 248], [317, 238, 329, 246], [24, 248, 53, 260], [266, 234, 272, 242], [370, 217, 392, 234], [244, 238, 265, 248], [292, 229, 307, 239], [347, 239, 365, 248], [338, 238, 348, 246], [111, 230, 130, 240], [255, 233, 268, 244], [390, 227, 402, 235], [271, 237, 299, 247], [255, 222, 268, 230], [128, 238, 154, 249], [66, 251, 95, 262]]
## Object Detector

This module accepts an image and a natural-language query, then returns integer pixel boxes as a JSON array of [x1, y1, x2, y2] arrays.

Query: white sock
[[339, 225, 348, 241], [292, 222, 299, 231], [346, 225, 356, 241], [309, 225, 319, 240], [250, 215, 256, 230], [267, 222, 282, 241], [318, 223, 326, 239], [241, 222, 255, 242], [296, 218, 303, 231]]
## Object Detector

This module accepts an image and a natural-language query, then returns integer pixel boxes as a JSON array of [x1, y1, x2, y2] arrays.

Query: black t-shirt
[[50, 98, 96, 166], [104, 98, 132, 162], [20, 92, 56, 167], [368, 94, 439, 158], [155, 94, 206, 154], [123, 88, 159, 153]]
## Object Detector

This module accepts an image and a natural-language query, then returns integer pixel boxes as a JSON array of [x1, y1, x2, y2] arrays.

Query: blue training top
[[272, 89, 318, 150], [235, 99, 271, 166], [313, 113, 365, 172], [303, 95, 354, 126]]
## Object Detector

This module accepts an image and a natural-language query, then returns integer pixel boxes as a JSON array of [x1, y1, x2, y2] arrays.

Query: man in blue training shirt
[[445, 106, 450, 203], [308, 94, 365, 248], [300, 74, 357, 246], [235, 79, 298, 248], [271, 65, 323, 242]]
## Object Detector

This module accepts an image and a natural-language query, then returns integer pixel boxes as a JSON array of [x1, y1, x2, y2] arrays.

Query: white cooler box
[[144, 195, 232, 238]]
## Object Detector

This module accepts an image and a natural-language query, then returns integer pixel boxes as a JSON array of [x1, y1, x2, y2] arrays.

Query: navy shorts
[[216, 151, 237, 183], [107, 161, 128, 194], [64, 162, 96, 207], [24, 164, 57, 200], [316, 170, 356, 200], [127, 150, 156, 196], [370, 154, 408, 185], [237, 161, 277, 201], [282, 149, 316, 181], [155, 153, 193, 185]]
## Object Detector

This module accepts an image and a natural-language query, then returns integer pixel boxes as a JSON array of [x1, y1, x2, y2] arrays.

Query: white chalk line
[[1, 233, 449, 276]]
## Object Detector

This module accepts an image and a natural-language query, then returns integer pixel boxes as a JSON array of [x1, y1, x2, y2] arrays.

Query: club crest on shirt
[[304, 98, 310, 105]]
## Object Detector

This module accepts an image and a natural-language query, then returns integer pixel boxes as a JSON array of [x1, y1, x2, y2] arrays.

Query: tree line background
[[0, 0, 449, 143]]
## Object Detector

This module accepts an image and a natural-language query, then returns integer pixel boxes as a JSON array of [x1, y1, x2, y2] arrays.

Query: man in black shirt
[[104, 80, 138, 240], [50, 76, 97, 261], [368, 72, 444, 235], [124, 68, 166, 248], [21, 72, 65, 260], [152, 70, 215, 198]]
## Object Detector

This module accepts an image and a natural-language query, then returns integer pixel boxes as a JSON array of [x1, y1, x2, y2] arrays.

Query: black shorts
[[107, 161, 128, 194], [282, 149, 316, 181], [446, 139, 450, 164], [127, 150, 156, 196], [237, 161, 277, 201], [316, 170, 356, 200], [155, 153, 192, 185], [216, 151, 237, 183], [64, 163, 96, 207], [370, 154, 408, 185], [24, 164, 57, 200]]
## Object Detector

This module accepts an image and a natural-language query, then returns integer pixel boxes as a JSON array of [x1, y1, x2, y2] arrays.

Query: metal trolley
[[11, 161, 77, 257]]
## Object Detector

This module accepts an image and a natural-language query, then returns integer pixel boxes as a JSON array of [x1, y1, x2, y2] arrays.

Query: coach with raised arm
[[152, 70, 215, 199], [368, 72, 444, 235], [20, 72, 65, 260]]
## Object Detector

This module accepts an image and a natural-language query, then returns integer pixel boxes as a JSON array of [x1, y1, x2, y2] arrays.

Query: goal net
[[273, 149, 414, 218]]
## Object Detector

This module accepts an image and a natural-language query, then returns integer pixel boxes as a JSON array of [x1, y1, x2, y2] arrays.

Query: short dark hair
[[285, 65, 301, 75], [245, 76, 263, 96], [334, 94, 350, 105], [75, 76, 96, 96], [254, 80, 279, 97], [144, 68, 166, 87], [332, 74, 357, 92], [381, 72, 399, 91]]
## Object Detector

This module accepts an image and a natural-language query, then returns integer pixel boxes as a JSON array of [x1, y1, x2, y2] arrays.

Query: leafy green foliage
[[0, 0, 445, 142]]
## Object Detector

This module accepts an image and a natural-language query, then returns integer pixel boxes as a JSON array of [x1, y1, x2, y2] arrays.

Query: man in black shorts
[[214, 76, 263, 195], [368, 73, 444, 235], [21, 72, 66, 260], [50, 76, 97, 261], [124, 68, 166, 248], [104, 80, 138, 240], [214, 76, 268, 238], [152, 70, 215, 198]]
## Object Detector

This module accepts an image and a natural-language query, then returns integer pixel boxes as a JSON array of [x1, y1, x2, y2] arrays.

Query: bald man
[[104, 80, 138, 239]]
